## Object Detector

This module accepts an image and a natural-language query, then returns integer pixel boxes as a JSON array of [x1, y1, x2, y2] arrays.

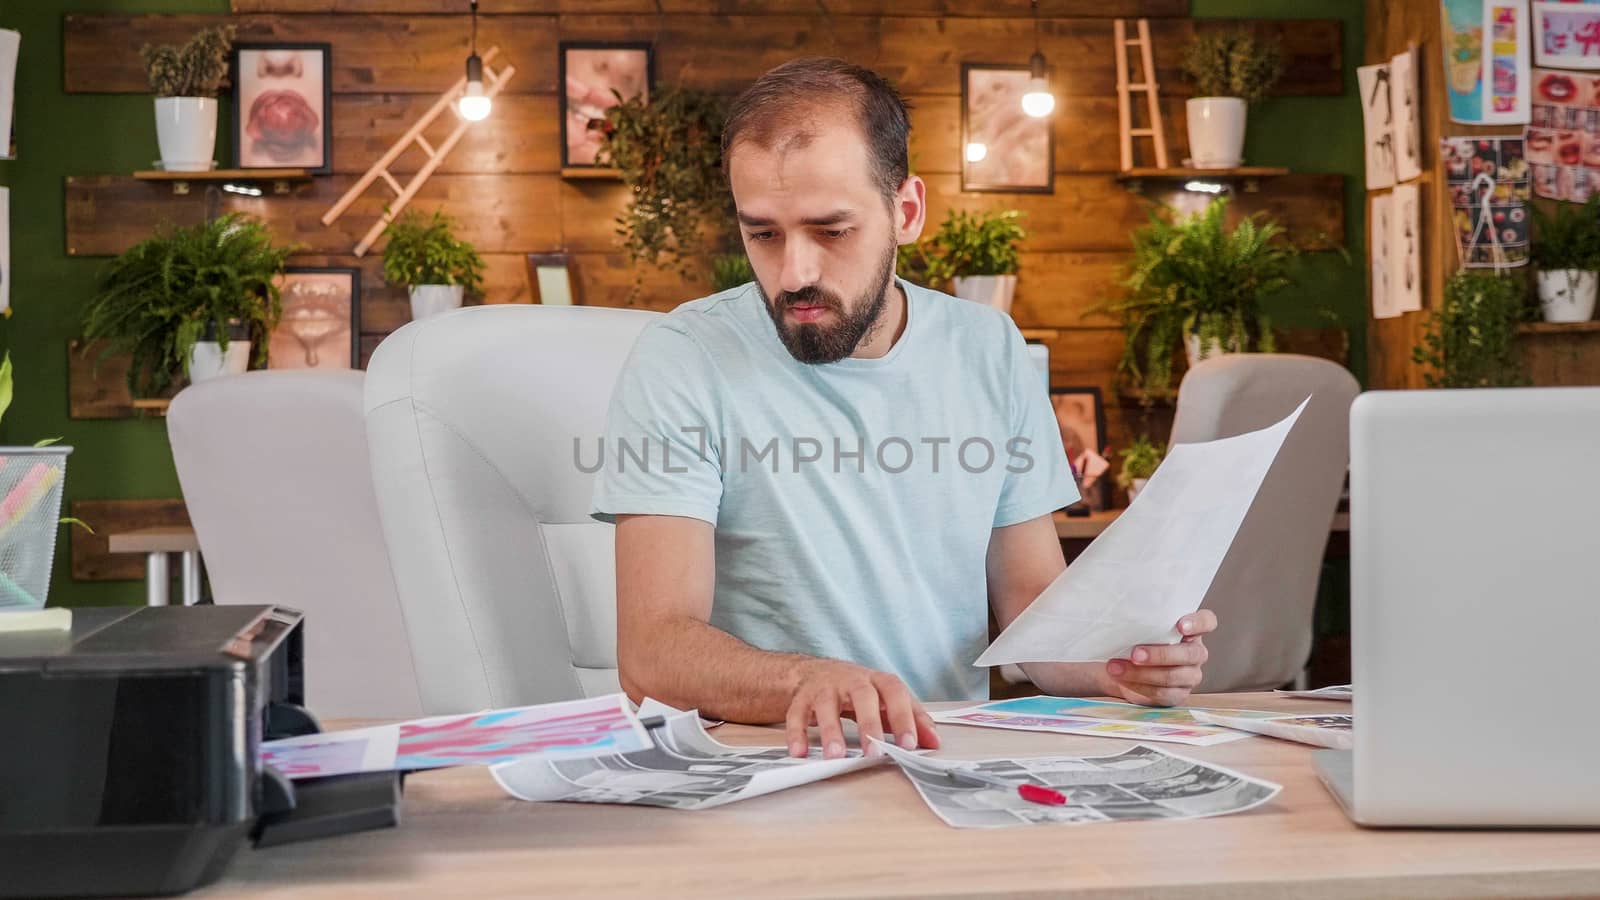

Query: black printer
[[0, 605, 403, 898]]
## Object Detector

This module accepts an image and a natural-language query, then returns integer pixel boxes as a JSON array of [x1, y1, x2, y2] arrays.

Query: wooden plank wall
[[62, 4, 1345, 471]]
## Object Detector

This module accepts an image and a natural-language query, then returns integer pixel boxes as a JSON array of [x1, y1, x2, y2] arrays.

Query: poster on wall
[[1442, 0, 1531, 125], [1391, 182, 1423, 313], [1525, 67, 1600, 201], [0, 29, 18, 159], [1392, 48, 1424, 182], [0, 188, 10, 315], [1533, 1, 1600, 70], [1358, 62, 1396, 189], [1370, 192, 1397, 320], [1442, 136, 1531, 269]]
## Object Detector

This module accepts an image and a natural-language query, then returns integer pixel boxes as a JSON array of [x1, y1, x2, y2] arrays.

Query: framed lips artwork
[[1525, 67, 1600, 202], [231, 43, 332, 174]]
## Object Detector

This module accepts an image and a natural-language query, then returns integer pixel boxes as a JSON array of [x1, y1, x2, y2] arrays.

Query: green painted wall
[[1, 1, 1364, 608]]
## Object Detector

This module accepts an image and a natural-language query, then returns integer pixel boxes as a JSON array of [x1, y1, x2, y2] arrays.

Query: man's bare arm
[[615, 514, 939, 756]]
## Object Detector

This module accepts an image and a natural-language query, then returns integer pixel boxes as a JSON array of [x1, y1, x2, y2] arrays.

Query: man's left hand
[[1102, 610, 1218, 707]]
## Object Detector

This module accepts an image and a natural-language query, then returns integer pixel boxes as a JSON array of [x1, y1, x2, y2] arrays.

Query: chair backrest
[[167, 369, 424, 718], [1169, 353, 1360, 692], [363, 304, 660, 714]]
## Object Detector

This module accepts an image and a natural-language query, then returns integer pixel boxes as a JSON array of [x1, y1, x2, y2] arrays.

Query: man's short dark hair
[[722, 57, 911, 205]]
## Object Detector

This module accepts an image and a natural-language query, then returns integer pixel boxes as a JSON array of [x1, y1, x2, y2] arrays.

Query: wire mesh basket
[[0, 446, 72, 609]]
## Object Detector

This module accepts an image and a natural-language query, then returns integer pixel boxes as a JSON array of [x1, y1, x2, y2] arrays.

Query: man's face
[[728, 118, 907, 364]]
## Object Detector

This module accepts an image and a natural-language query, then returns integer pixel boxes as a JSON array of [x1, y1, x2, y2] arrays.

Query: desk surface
[[205, 693, 1600, 899], [1054, 510, 1350, 540]]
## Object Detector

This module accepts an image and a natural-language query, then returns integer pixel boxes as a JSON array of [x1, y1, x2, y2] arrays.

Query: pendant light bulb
[[458, 0, 491, 121], [1021, 50, 1055, 118]]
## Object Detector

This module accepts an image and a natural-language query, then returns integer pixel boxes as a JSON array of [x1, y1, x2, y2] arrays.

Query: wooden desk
[[203, 694, 1600, 898], [106, 525, 201, 607], [1055, 510, 1350, 540]]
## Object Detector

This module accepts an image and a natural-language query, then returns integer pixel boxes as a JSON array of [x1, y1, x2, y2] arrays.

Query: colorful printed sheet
[[1526, 67, 1600, 201], [931, 697, 1284, 747], [1441, 136, 1531, 268], [262, 693, 651, 780], [1191, 710, 1353, 750], [1443, 0, 1531, 125]]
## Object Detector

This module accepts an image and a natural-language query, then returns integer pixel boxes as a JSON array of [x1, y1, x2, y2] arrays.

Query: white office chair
[[363, 304, 660, 714], [167, 370, 425, 718], [1170, 353, 1360, 693]]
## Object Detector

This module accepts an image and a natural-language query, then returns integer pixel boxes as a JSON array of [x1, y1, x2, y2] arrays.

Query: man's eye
[[823, 229, 851, 240], [748, 232, 775, 242]]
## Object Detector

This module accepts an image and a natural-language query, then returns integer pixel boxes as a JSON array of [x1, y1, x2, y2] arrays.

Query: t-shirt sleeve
[[591, 321, 724, 526], [992, 329, 1080, 528]]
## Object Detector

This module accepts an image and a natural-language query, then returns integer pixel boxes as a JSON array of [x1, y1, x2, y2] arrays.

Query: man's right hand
[[783, 659, 941, 759]]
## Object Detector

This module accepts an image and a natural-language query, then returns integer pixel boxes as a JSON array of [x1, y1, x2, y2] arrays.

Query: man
[[593, 58, 1217, 759]]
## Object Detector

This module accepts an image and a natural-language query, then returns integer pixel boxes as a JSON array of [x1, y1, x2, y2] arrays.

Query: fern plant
[[140, 25, 235, 98], [1098, 197, 1295, 402], [1181, 29, 1284, 105], [81, 214, 293, 398], [710, 253, 754, 292], [904, 209, 1026, 292], [1412, 270, 1531, 388], [380, 209, 485, 292], [1116, 435, 1166, 487]]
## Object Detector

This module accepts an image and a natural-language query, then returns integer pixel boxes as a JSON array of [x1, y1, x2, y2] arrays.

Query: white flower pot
[[154, 97, 218, 173], [1185, 331, 1239, 367], [1127, 477, 1149, 504], [1186, 97, 1248, 170], [410, 284, 465, 320], [188, 340, 251, 383], [950, 274, 1016, 314], [1537, 269, 1599, 322]]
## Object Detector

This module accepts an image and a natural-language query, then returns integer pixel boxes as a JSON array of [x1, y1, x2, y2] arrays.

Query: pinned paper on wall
[[0, 187, 9, 316], [1442, 0, 1531, 125], [0, 30, 16, 159], [1370, 192, 1398, 319], [1392, 47, 1424, 181], [1359, 62, 1397, 189], [1533, 1, 1600, 70], [1392, 182, 1423, 312], [1442, 136, 1531, 268], [1525, 67, 1600, 201]]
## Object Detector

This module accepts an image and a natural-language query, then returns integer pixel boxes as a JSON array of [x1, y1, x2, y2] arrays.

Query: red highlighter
[[943, 767, 1068, 806]]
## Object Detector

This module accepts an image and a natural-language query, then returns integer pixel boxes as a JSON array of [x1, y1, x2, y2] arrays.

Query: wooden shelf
[[130, 398, 171, 416], [133, 168, 311, 195], [1116, 167, 1290, 194], [560, 167, 622, 180], [1518, 321, 1600, 334]]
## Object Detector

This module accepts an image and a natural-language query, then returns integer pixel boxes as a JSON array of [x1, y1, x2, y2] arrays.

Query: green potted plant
[[1101, 196, 1295, 401], [909, 209, 1026, 313], [710, 253, 754, 293], [1529, 196, 1600, 322], [81, 213, 292, 396], [381, 209, 486, 320], [1412, 269, 1531, 388], [1117, 435, 1165, 503], [1180, 29, 1283, 170], [599, 86, 731, 283], [140, 25, 235, 173]]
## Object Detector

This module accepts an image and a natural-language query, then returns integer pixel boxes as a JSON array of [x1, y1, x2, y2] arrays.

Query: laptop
[[1315, 388, 1600, 827]]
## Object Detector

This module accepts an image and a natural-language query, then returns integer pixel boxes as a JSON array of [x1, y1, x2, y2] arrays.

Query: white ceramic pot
[[1186, 97, 1248, 170], [410, 284, 465, 320], [188, 340, 251, 382], [154, 97, 218, 173], [1184, 331, 1240, 367], [950, 274, 1017, 314], [1127, 477, 1149, 504], [1537, 269, 1599, 322]]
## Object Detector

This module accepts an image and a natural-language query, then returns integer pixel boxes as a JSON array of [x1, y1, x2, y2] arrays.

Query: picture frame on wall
[[560, 42, 654, 169], [268, 267, 360, 370], [961, 63, 1054, 194], [1050, 386, 1108, 510], [525, 252, 582, 305], [232, 43, 332, 173]]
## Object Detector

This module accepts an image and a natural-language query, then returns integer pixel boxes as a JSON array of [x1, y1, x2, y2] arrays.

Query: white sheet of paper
[[975, 400, 1307, 666], [1391, 47, 1423, 181], [1359, 62, 1397, 190], [0, 30, 16, 160], [1370, 192, 1397, 320], [1275, 683, 1352, 700], [1392, 182, 1423, 313]]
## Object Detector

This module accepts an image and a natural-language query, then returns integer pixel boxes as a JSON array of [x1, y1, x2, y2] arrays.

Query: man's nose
[[778, 238, 821, 295]]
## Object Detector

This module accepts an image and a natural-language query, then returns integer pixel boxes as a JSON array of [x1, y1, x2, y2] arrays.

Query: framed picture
[[560, 42, 653, 168], [1050, 386, 1108, 509], [961, 63, 1054, 193], [525, 252, 582, 305], [269, 267, 360, 370], [232, 43, 332, 173]]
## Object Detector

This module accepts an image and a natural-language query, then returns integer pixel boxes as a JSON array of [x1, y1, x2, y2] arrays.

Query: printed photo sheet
[[261, 693, 651, 780], [491, 702, 881, 809], [1275, 683, 1352, 701], [977, 401, 1307, 666], [931, 696, 1285, 747], [875, 741, 1281, 829], [1191, 710, 1354, 750]]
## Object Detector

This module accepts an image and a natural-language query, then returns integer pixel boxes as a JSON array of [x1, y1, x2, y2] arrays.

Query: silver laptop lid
[[1351, 388, 1600, 826]]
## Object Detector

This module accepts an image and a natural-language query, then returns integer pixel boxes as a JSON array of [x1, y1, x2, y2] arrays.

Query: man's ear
[[894, 175, 927, 245]]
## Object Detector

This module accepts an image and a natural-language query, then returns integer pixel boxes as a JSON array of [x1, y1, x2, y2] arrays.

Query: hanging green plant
[[598, 86, 732, 283], [1412, 269, 1532, 388]]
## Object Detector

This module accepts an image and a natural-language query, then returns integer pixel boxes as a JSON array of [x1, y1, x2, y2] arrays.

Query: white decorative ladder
[[321, 46, 516, 257], [1114, 19, 1169, 171]]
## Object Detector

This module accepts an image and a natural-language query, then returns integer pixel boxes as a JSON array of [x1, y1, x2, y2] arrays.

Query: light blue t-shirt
[[592, 278, 1078, 701]]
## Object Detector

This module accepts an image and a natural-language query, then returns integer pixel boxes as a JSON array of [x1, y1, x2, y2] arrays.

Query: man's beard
[[760, 241, 898, 365]]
